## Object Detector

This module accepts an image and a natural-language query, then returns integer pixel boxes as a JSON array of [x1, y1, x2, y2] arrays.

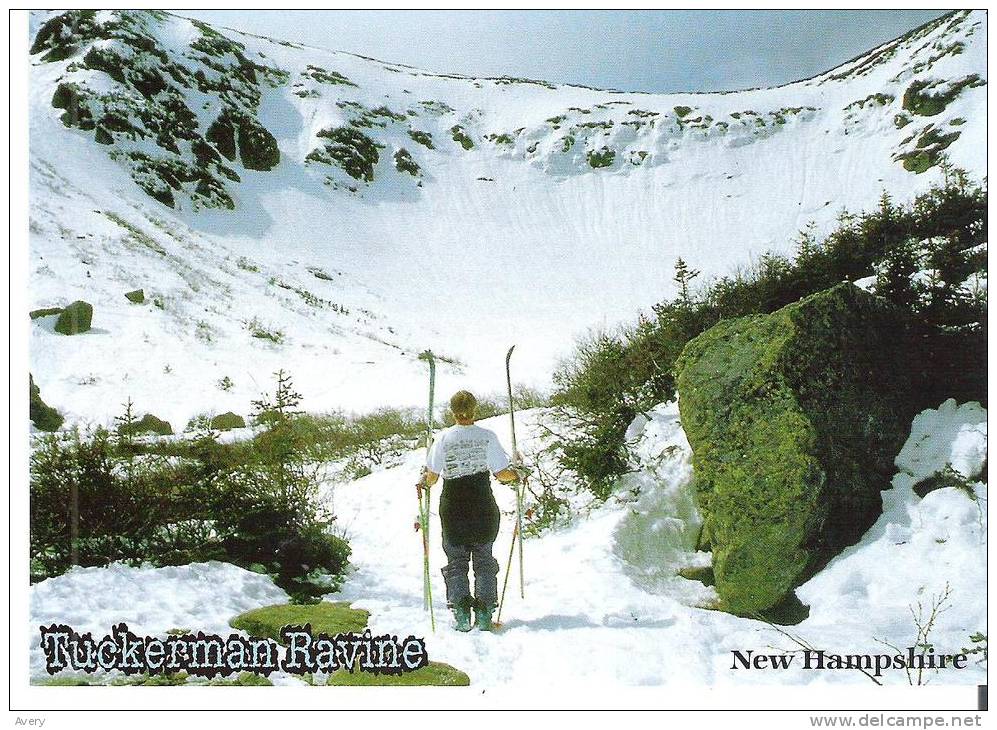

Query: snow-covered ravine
[[29, 400, 987, 687], [27, 10, 987, 427]]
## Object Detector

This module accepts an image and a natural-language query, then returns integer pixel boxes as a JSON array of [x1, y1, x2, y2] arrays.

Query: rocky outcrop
[[675, 284, 926, 614], [54, 300, 93, 335]]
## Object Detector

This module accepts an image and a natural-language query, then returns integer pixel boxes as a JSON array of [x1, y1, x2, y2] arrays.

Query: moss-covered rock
[[229, 602, 370, 644], [118, 413, 173, 437], [210, 411, 246, 431], [325, 661, 469, 686], [125, 289, 145, 304], [675, 284, 926, 615], [54, 300, 93, 335], [30, 307, 63, 319], [30, 374, 64, 432]]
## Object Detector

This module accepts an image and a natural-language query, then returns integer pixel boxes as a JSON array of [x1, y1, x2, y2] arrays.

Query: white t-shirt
[[427, 424, 511, 479]]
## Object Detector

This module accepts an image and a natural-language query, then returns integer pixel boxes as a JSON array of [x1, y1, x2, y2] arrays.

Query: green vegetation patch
[[407, 129, 434, 149], [237, 115, 280, 171], [586, 147, 615, 168], [673, 105, 693, 118], [118, 413, 173, 437], [675, 284, 926, 615], [845, 93, 894, 112], [326, 661, 469, 686], [230, 601, 370, 644], [210, 412, 247, 431], [487, 132, 515, 145], [30, 307, 63, 319], [30, 374, 63, 432], [304, 65, 356, 87], [308, 127, 381, 182], [902, 74, 986, 117], [450, 125, 474, 150], [895, 127, 961, 174], [393, 148, 420, 176], [125, 289, 145, 304]]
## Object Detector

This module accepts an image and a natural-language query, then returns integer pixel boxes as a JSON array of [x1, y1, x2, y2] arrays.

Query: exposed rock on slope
[[675, 284, 928, 614]]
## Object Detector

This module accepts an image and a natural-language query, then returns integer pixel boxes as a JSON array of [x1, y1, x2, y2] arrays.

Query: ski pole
[[495, 522, 518, 626], [505, 345, 525, 599], [418, 350, 436, 632]]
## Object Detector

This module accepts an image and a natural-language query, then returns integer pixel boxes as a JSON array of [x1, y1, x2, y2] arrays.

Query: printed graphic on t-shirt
[[443, 437, 491, 478], [427, 425, 511, 479]]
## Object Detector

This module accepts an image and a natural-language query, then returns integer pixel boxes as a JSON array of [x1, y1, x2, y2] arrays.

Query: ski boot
[[452, 603, 472, 632], [474, 604, 495, 632]]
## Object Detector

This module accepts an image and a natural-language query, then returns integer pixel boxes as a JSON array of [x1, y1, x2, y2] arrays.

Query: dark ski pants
[[441, 537, 499, 610]]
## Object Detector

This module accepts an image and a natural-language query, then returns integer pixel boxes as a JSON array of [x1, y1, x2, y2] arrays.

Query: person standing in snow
[[418, 390, 523, 632]]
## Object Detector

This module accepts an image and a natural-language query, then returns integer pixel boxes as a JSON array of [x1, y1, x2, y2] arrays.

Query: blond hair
[[450, 390, 477, 421]]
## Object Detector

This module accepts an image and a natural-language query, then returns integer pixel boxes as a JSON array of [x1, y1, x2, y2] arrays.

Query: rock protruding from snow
[[676, 283, 928, 614], [54, 300, 93, 335]]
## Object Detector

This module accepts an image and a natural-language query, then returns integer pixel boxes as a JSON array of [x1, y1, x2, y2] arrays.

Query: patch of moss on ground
[[676, 284, 926, 615], [229, 602, 370, 644], [673, 105, 693, 118], [325, 661, 469, 686]]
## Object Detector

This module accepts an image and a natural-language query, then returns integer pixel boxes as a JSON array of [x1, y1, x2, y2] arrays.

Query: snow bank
[[786, 400, 987, 684], [29, 561, 289, 681], [895, 398, 987, 481], [613, 401, 715, 605]]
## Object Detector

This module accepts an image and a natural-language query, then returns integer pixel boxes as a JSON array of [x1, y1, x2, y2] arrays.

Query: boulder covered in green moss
[[230, 601, 370, 644], [210, 411, 246, 431], [30, 374, 64, 431], [675, 283, 926, 615], [119, 413, 173, 436], [54, 300, 93, 335], [125, 289, 145, 304], [326, 661, 469, 686]]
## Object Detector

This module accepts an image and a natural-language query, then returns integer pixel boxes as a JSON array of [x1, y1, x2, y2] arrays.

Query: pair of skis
[[417, 346, 526, 631]]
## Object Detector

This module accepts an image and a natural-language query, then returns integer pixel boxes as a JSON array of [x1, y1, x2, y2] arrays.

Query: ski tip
[[506, 344, 515, 359]]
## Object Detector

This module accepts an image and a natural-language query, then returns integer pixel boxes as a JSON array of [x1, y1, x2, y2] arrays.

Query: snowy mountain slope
[[27, 10, 987, 425], [28, 403, 988, 688]]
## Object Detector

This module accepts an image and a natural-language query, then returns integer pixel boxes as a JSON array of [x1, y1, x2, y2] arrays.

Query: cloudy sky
[[174, 9, 946, 93]]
